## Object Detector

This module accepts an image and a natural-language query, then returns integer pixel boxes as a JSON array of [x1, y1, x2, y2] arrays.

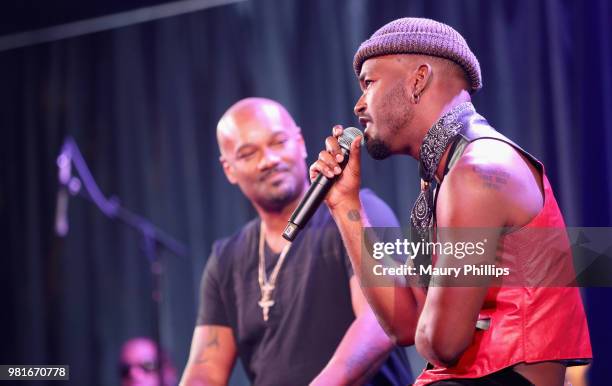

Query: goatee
[[257, 179, 304, 213], [365, 137, 392, 160]]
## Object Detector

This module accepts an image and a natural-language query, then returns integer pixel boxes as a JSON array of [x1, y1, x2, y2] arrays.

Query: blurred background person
[[120, 337, 178, 386]]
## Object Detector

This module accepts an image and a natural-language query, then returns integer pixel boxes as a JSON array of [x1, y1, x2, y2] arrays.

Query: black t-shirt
[[198, 189, 413, 386]]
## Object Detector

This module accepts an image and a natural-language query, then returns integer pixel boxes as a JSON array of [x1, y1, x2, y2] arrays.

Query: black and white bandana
[[410, 102, 475, 240]]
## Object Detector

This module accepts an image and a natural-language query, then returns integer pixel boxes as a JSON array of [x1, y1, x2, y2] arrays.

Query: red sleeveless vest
[[415, 164, 592, 385]]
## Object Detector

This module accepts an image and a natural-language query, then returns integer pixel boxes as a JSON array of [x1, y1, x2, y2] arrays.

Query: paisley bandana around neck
[[410, 102, 474, 241]]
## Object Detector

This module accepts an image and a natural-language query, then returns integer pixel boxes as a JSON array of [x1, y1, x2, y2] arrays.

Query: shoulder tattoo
[[472, 165, 510, 191]]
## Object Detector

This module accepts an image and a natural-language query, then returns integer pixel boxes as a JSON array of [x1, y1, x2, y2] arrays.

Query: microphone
[[55, 144, 72, 237], [282, 127, 363, 241]]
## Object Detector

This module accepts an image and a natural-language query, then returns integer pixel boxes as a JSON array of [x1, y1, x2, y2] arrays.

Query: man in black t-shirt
[[180, 97, 413, 385]]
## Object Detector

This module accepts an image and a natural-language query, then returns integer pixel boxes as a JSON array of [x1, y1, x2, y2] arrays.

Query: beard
[[365, 81, 413, 160], [258, 187, 298, 212], [365, 137, 392, 160], [254, 171, 304, 212]]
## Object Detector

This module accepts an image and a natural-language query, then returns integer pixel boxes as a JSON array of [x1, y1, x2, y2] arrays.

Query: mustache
[[258, 165, 290, 182]]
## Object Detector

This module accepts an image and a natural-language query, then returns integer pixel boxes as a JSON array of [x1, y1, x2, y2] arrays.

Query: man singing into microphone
[[180, 97, 412, 385], [310, 18, 591, 386]]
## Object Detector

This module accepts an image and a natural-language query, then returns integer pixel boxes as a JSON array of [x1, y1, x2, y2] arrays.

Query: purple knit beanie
[[353, 17, 482, 93]]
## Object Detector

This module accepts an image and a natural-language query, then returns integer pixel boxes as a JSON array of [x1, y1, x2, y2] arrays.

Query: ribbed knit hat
[[353, 18, 482, 93]]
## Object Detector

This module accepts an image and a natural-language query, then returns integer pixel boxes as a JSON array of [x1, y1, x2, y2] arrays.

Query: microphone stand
[[56, 136, 187, 385]]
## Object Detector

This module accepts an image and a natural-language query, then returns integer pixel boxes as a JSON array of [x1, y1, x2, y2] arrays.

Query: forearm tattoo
[[347, 209, 361, 221]]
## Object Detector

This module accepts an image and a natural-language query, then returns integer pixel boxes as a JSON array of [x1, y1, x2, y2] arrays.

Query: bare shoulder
[[437, 139, 543, 228]]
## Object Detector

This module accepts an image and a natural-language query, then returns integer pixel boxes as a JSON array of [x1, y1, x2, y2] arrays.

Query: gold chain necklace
[[258, 222, 292, 322]]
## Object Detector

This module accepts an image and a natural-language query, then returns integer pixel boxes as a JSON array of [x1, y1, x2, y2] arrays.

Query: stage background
[[1, 0, 611, 384]]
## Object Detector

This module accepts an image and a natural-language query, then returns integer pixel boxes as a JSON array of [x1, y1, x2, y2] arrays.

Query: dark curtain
[[1, 0, 611, 385]]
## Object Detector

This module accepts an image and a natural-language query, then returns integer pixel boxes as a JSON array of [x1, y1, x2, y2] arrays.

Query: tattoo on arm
[[472, 166, 509, 191], [206, 329, 220, 348], [347, 209, 361, 221], [194, 328, 220, 364]]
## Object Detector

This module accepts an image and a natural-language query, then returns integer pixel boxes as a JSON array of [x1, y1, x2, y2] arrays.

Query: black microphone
[[282, 127, 363, 241], [55, 144, 72, 236]]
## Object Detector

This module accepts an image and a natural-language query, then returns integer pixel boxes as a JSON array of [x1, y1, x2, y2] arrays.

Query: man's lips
[[358, 117, 372, 139], [259, 168, 290, 182], [358, 117, 370, 128], [358, 117, 372, 136]]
